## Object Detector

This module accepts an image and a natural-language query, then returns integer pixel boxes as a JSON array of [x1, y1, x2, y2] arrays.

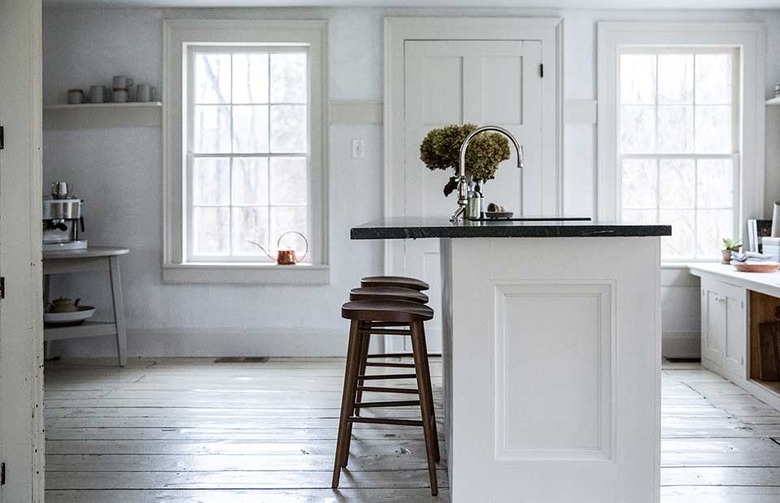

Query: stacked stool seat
[[333, 295, 440, 495], [349, 286, 429, 304], [360, 275, 429, 291]]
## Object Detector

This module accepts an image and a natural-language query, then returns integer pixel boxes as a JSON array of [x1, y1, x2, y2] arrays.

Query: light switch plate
[[351, 139, 365, 159]]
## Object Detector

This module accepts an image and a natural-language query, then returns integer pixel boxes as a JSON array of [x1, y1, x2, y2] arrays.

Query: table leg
[[108, 255, 127, 367]]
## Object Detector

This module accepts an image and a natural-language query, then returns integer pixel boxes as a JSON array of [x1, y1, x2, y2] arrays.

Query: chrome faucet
[[450, 125, 524, 222]]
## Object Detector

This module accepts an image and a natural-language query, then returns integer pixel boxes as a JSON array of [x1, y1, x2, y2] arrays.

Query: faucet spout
[[453, 125, 524, 221]]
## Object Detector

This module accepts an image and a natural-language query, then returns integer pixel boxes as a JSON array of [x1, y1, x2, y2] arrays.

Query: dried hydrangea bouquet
[[419, 123, 511, 196]]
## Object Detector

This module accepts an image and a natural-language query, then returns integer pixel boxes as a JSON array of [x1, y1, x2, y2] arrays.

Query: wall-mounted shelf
[[44, 101, 162, 129], [766, 96, 780, 106], [45, 102, 162, 110]]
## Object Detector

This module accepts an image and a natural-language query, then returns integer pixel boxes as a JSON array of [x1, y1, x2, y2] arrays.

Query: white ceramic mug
[[112, 75, 127, 89], [89, 85, 103, 104], [67, 89, 83, 104], [136, 84, 150, 102], [112, 89, 128, 103]]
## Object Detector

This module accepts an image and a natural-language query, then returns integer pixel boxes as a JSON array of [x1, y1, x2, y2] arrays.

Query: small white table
[[43, 246, 129, 366]]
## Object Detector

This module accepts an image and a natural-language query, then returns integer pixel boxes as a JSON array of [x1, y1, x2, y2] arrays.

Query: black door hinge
[[539, 64, 544, 78], [1, 462, 6, 485], [0, 126, 4, 149], [1, 277, 6, 300]]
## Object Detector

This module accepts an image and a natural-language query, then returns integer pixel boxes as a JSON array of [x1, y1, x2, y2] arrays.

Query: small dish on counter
[[484, 211, 514, 219], [731, 262, 780, 273], [44, 306, 96, 326]]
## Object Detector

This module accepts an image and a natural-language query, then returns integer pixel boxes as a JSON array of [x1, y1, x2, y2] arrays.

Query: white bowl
[[44, 306, 96, 326]]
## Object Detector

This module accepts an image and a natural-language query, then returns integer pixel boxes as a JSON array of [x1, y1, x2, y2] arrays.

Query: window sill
[[162, 262, 330, 285]]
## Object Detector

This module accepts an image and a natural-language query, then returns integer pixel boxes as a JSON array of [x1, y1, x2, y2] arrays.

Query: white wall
[[42, 6, 780, 358]]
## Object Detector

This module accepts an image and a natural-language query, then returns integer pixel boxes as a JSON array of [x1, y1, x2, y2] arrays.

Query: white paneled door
[[393, 40, 544, 353]]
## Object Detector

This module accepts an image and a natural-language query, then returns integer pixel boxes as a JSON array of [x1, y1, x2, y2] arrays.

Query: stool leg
[[411, 320, 439, 496], [353, 323, 371, 417], [332, 320, 363, 488], [417, 329, 440, 463], [342, 328, 368, 468]]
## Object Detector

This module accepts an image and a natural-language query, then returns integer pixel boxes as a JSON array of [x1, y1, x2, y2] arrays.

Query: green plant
[[722, 237, 741, 251], [419, 123, 511, 196]]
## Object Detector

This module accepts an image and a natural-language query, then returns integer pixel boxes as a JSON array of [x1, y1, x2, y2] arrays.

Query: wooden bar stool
[[349, 286, 430, 416], [333, 300, 440, 495], [361, 275, 429, 291]]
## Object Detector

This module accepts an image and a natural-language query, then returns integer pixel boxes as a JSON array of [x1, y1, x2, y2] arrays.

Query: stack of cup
[[112, 75, 129, 103]]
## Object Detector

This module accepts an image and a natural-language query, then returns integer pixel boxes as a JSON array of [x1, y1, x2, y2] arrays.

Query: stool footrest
[[355, 400, 421, 409], [357, 385, 419, 394], [365, 362, 416, 368], [358, 373, 417, 380], [365, 353, 441, 358], [364, 321, 409, 328], [348, 417, 424, 427], [360, 328, 412, 335]]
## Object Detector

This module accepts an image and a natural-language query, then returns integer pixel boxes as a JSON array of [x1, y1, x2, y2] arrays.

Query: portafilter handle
[[51, 181, 69, 199]]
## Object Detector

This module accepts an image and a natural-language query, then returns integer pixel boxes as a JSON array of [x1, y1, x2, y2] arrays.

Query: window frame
[[163, 19, 328, 284], [597, 22, 766, 263]]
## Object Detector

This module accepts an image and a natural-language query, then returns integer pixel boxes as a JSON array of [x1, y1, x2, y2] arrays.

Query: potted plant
[[722, 238, 741, 264], [419, 123, 511, 196]]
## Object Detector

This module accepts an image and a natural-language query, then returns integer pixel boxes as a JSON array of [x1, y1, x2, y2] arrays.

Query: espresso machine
[[42, 181, 87, 251]]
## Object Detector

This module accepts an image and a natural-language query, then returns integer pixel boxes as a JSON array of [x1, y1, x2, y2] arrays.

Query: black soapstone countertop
[[350, 216, 672, 240]]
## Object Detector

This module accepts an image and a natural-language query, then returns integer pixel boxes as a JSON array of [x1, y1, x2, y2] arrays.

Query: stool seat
[[341, 300, 434, 323], [361, 275, 429, 291], [350, 286, 429, 304]]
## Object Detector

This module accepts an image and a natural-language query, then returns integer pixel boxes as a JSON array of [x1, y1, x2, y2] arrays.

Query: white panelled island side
[[352, 217, 671, 503]]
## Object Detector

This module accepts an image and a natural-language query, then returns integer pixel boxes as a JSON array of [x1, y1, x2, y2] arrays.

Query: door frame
[[0, 0, 44, 501]]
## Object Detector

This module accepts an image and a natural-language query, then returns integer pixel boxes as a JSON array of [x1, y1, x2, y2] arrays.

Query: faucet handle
[[450, 205, 466, 222]]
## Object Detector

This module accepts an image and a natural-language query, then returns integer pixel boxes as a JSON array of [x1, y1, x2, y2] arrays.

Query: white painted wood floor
[[44, 358, 780, 502]]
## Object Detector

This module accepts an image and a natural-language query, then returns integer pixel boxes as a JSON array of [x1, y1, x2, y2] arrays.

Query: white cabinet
[[700, 276, 747, 380]]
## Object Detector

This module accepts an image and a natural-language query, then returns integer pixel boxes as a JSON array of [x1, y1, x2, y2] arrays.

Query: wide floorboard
[[44, 358, 780, 502]]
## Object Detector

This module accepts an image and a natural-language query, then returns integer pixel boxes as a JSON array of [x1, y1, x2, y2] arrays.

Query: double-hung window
[[164, 20, 328, 284], [189, 47, 309, 261], [619, 48, 739, 260], [598, 22, 765, 264]]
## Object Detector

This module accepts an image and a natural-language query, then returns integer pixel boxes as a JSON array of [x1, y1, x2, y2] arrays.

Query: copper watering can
[[249, 231, 309, 265]]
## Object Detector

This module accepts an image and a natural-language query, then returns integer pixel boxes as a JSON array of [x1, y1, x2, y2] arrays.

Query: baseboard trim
[[48, 327, 353, 358]]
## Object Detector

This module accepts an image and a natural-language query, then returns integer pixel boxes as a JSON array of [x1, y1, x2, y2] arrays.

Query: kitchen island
[[351, 217, 671, 503]]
